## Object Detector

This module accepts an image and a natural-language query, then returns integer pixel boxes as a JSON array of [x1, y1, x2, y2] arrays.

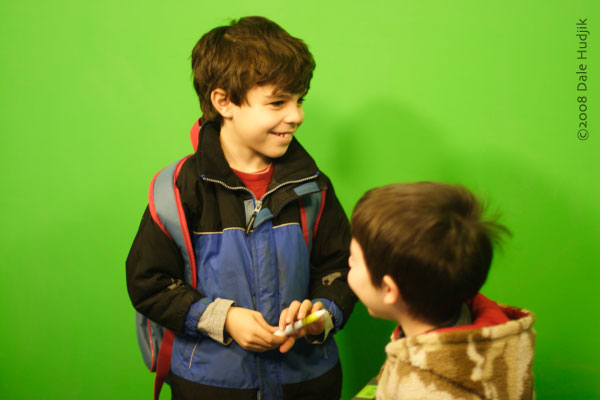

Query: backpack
[[135, 154, 325, 400]]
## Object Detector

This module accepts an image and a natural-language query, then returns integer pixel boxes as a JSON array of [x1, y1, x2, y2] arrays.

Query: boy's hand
[[225, 307, 287, 352], [278, 300, 325, 354]]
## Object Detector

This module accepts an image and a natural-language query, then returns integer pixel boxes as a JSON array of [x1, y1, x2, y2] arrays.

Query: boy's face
[[221, 84, 305, 169], [348, 238, 389, 319]]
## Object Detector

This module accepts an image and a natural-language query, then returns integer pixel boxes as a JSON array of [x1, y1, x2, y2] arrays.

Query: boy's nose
[[284, 104, 304, 126]]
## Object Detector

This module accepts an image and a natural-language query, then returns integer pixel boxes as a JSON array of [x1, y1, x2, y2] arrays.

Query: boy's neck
[[397, 305, 471, 337], [391, 298, 437, 337], [397, 314, 437, 337], [219, 125, 272, 173]]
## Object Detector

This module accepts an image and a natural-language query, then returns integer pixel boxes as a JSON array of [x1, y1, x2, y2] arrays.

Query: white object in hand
[[274, 309, 327, 336]]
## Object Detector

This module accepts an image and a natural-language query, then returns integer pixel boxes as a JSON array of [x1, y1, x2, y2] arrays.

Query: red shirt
[[232, 164, 274, 200]]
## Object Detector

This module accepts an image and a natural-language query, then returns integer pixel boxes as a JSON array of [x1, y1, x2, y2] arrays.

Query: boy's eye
[[270, 96, 304, 107]]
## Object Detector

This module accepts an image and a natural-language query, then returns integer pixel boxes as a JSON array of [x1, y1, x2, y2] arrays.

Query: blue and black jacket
[[127, 121, 356, 399]]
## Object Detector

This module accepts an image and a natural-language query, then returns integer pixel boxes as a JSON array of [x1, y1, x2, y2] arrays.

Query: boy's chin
[[366, 307, 382, 319], [262, 145, 291, 159], [366, 306, 394, 322]]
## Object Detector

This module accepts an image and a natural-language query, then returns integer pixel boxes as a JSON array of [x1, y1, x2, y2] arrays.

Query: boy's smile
[[218, 84, 305, 172]]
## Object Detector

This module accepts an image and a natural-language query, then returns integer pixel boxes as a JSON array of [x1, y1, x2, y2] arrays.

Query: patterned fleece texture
[[377, 294, 535, 400]]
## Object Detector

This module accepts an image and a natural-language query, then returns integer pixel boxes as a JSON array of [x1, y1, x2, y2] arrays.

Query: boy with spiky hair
[[127, 16, 355, 400], [349, 182, 535, 399]]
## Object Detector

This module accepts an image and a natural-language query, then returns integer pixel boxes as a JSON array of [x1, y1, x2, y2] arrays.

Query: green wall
[[1, 0, 598, 398]]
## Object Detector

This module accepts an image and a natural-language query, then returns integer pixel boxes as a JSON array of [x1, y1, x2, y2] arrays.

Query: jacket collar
[[195, 121, 320, 189]]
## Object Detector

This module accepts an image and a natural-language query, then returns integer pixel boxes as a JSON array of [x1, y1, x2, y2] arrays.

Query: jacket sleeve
[[308, 179, 357, 331], [126, 207, 207, 336]]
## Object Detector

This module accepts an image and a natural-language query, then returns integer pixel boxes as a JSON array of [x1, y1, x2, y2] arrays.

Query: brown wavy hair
[[191, 16, 316, 124]]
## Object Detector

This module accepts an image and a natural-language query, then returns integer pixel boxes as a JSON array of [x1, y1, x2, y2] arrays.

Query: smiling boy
[[127, 16, 356, 400], [213, 84, 304, 171]]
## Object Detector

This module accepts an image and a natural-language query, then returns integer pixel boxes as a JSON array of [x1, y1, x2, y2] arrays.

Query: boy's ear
[[210, 88, 234, 119], [381, 275, 401, 305]]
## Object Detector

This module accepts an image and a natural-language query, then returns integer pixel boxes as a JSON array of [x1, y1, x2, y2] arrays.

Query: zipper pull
[[245, 200, 262, 235]]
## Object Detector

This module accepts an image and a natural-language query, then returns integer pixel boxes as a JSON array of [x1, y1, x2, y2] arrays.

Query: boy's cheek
[[346, 272, 358, 296]]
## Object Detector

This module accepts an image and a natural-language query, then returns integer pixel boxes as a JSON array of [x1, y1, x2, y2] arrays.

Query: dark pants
[[170, 361, 342, 400]]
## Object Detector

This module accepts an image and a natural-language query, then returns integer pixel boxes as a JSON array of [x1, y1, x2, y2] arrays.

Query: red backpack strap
[[312, 191, 326, 238], [153, 330, 174, 400], [190, 118, 201, 152], [297, 185, 326, 250]]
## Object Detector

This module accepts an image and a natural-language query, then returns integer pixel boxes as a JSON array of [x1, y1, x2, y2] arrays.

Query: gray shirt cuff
[[196, 298, 236, 345]]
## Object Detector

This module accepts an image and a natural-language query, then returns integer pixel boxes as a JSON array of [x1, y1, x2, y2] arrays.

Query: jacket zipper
[[202, 173, 319, 397], [246, 200, 262, 235], [202, 173, 319, 234]]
